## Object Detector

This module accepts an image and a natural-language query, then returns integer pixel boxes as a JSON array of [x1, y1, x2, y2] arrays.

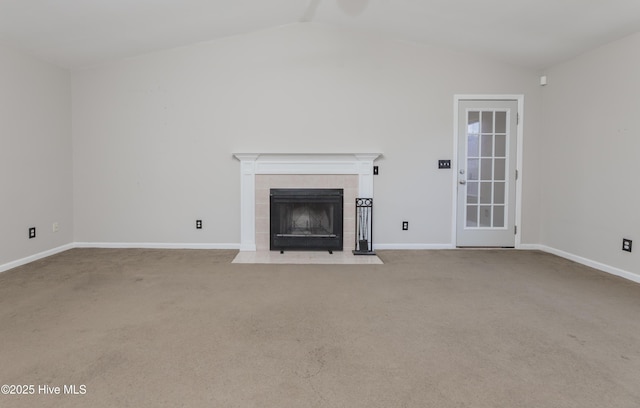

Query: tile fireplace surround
[[233, 153, 381, 252]]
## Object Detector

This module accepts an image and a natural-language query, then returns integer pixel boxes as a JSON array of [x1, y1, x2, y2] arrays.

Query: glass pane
[[493, 206, 505, 228], [480, 182, 492, 204], [481, 159, 493, 180], [467, 159, 479, 180], [467, 182, 478, 204], [481, 135, 493, 157], [468, 111, 480, 133], [466, 206, 478, 227], [495, 111, 507, 133], [494, 182, 505, 204], [468, 134, 479, 157], [495, 135, 506, 157], [482, 112, 493, 133], [480, 206, 492, 227], [495, 159, 506, 180]]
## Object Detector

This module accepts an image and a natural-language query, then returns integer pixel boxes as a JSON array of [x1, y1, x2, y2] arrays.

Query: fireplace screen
[[270, 189, 343, 252]]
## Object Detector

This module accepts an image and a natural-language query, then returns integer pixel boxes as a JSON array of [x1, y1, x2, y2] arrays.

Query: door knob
[[459, 180, 466, 185]]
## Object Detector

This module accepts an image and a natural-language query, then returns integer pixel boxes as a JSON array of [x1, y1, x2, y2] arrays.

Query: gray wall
[[72, 23, 543, 247], [541, 32, 639, 275], [0, 44, 73, 266]]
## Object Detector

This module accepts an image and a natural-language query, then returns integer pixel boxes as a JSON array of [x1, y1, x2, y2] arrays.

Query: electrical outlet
[[52, 222, 59, 232], [29, 227, 36, 239], [373, 166, 379, 175], [196, 220, 202, 229], [622, 238, 632, 252], [438, 160, 451, 169], [402, 221, 409, 231]]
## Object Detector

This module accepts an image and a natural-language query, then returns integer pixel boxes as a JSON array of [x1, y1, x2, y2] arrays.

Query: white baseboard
[[374, 243, 456, 250], [535, 245, 639, 284], [1, 242, 240, 273], [74, 242, 241, 250], [4, 242, 636, 285], [376, 242, 639, 285], [0, 243, 75, 274]]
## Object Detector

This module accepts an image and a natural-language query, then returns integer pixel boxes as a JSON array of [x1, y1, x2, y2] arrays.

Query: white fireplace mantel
[[233, 153, 381, 251]]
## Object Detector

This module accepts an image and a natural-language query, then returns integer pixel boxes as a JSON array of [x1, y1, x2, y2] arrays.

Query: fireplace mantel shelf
[[234, 153, 382, 251], [233, 153, 381, 158], [233, 152, 381, 163]]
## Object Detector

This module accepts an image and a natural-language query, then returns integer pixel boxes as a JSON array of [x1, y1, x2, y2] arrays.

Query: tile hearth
[[232, 251, 383, 265]]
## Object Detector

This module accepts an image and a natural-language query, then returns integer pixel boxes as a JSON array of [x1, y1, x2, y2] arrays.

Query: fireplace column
[[235, 154, 259, 251]]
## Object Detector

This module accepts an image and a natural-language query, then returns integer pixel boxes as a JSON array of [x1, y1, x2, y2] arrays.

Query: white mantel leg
[[356, 154, 378, 198], [238, 155, 258, 251]]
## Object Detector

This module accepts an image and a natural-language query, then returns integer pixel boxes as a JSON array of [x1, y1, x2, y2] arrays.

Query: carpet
[[0, 249, 638, 407]]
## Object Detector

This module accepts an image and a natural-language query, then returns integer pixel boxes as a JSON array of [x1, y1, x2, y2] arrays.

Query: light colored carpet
[[0, 249, 639, 407]]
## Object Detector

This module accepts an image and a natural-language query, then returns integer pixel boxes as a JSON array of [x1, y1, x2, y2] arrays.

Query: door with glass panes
[[456, 100, 517, 247]]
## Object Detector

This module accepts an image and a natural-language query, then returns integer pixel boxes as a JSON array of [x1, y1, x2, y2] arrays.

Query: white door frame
[[452, 95, 524, 248]]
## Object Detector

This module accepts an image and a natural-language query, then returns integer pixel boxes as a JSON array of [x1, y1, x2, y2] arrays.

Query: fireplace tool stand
[[353, 198, 376, 255]]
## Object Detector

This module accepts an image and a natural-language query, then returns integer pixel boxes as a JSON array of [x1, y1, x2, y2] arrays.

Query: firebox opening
[[270, 188, 343, 252]]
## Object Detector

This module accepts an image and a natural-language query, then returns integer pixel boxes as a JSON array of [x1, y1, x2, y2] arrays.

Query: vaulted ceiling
[[1, 0, 639, 70]]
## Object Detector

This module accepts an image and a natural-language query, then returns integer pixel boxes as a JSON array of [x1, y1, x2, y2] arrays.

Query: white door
[[456, 100, 518, 247]]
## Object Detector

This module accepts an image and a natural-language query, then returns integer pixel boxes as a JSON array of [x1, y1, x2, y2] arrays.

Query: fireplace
[[270, 188, 343, 252], [233, 153, 380, 251]]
